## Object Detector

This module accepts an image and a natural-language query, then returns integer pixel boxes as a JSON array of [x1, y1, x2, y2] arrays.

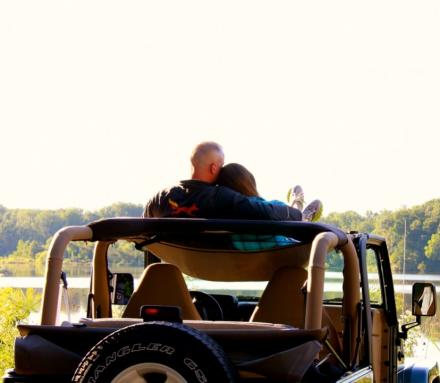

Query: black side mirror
[[111, 273, 134, 305], [412, 282, 436, 317]]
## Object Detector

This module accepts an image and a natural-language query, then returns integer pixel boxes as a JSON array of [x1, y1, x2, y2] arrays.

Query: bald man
[[190, 141, 225, 184], [144, 141, 301, 220]]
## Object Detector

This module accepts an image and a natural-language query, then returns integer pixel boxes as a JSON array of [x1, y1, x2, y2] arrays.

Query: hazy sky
[[1, 1, 439, 214]]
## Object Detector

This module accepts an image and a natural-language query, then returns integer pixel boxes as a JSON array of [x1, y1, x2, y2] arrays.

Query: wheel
[[190, 291, 223, 321], [72, 321, 237, 383]]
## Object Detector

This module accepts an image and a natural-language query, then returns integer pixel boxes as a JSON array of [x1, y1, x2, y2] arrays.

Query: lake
[[2, 270, 439, 322], [2, 271, 440, 292]]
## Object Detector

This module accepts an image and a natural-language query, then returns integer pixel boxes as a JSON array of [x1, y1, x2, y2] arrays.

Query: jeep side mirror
[[110, 273, 134, 305], [412, 282, 436, 317]]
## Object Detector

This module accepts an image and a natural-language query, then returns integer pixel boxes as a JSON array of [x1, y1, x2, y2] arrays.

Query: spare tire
[[72, 321, 237, 383]]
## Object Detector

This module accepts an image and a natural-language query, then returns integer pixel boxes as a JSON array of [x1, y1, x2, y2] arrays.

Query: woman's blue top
[[231, 197, 297, 250]]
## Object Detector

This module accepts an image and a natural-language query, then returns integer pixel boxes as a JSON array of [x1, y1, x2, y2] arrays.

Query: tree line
[[322, 199, 440, 273], [0, 203, 144, 267], [0, 199, 439, 273]]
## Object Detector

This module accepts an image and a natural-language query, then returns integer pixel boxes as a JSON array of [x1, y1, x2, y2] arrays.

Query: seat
[[250, 266, 307, 328], [250, 266, 345, 369], [122, 262, 202, 320]]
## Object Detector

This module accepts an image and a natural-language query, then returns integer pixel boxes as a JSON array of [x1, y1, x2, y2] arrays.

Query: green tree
[[8, 240, 42, 261], [0, 288, 41, 377], [2, 200, 440, 272], [425, 227, 440, 262]]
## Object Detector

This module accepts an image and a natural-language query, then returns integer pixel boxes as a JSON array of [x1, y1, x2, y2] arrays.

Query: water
[[0, 276, 89, 288], [2, 272, 439, 291], [2, 271, 438, 320]]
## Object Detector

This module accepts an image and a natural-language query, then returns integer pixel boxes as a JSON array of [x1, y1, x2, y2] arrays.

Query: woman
[[216, 163, 323, 250], [217, 163, 322, 221]]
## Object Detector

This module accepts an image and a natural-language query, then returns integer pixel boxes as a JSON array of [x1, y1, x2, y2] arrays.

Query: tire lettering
[[184, 358, 197, 370], [93, 365, 106, 381], [160, 345, 175, 355], [88, 342, 177, 381], [105, 352, 117, 366], [131, 343, 146, 352], [147, 342, 161, 351], [117, 346, 130, 357], [184, 358, 207, 383], [195, 369, 207, 383]]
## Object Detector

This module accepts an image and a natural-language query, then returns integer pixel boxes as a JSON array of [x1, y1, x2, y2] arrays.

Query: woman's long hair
[[217, 163, 259, 197]]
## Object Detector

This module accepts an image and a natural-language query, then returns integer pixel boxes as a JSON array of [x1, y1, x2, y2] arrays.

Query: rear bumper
[[2, 369, 70, 383]]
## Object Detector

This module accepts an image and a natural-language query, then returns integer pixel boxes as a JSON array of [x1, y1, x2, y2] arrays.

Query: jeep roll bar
[[40, 218, 360, 365]]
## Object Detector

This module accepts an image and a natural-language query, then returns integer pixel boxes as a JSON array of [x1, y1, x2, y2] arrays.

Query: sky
[[1, 1, 439, 215]]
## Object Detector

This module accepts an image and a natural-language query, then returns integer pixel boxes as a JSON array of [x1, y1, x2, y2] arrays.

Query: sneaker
[[302, 199, 323, 222], [287, 185, 305, 211]]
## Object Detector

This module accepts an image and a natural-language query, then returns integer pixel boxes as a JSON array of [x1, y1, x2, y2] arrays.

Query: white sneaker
[[287, 185, 305, 211], [302, 199, 323, 222]]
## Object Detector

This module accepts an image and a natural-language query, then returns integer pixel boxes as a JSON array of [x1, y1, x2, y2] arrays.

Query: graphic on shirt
[[168, 199, 199, 216]]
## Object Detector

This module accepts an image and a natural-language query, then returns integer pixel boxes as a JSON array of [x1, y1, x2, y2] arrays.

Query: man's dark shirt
[[144, 180, 302, 221]]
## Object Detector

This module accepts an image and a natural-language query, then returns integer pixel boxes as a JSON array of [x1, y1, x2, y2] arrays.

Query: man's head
[[190, 141, 225, 183]]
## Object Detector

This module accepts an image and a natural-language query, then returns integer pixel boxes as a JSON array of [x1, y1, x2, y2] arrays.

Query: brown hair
[[217, 163, 259, 197]]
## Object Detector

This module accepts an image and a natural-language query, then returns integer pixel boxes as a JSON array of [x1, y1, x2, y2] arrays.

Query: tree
[[0, 288, 40, 377], [2, 200, 440, 272], [425, 227, 440, 262], [8, 240, 41, 260]]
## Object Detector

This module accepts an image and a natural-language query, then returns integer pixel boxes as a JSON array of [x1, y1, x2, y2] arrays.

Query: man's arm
[[216, 187, 302, 221], [143, 184, 302, 220]]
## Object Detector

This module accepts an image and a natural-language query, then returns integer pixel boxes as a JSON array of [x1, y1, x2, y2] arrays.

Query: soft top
[[87, 217, 348, 247]]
